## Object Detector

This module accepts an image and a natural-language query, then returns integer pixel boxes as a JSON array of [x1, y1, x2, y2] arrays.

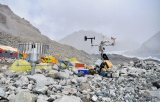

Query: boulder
[[54, 95, 82, 102], [52, 64, 59, 70], [15, 76, 29, 87], [72, 67, 78, 74], [75, 77, 87, 83], [128, 67, 146, 75], [46, 70, 58, 78], [93, 74, 102, 81], [92, 95, 98, 101], [28, 74, 48, 87], [54, 72, 70, 79], [110, 66, 118, 72], [112, 71, 119, 78], [9, 92, 37, 102], [152, 80, 160, 89], [28, 84, 33, 90], [60, 80, 67, 86], [3, 71, 14, 77], [37, 94, 49, 102], [80, 83, 90, 91], [78, 71, 85, 77], [33, 86, 48, 94], [35, 69, 42, 74], [71, 78, 77, 84], [0, 88, 6, 98], [2, 65, 8, 70]]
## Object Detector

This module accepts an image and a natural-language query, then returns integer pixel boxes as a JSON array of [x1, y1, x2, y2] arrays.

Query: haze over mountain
[[1, 0, 160, 44], [0, 4, 97, 65], [59, 30, 140, 54], [125, 31, 160, 59]]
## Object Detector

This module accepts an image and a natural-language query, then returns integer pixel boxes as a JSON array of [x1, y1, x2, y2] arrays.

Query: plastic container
[[78, 69, 88, 75]]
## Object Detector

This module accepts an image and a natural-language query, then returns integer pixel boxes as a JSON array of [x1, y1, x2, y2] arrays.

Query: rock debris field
[[0, 60, 160, 102]]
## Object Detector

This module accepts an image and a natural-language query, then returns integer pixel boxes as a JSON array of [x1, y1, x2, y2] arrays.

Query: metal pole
[[31, 62, 36, 75]]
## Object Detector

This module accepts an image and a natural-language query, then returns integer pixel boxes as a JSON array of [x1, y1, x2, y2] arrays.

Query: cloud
[[0, 0, 160, 43]]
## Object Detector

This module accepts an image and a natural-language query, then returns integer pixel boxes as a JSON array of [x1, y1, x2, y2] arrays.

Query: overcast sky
[[0, 0, 160, 44]]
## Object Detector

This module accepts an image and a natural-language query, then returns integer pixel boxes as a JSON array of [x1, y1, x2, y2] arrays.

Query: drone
[[84, 35, 116, 61]]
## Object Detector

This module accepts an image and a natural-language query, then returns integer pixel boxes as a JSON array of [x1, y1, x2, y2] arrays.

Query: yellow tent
[[35, 63, 52, 70], [10, 60, 52, 72], [9, 60, 31, 72], [42, 55, 55, 63], [70, 58, 77, 62], [64, 58, 69, 61]]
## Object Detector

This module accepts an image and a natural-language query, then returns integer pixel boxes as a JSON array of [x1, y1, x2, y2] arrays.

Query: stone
[[3, 71, 14, 77], [102, 97, 110, 102], [71, 78, 77, 84], [33, 86, 48, 94], [15, 76, 29, 87], [54, 72, 70, 79], [151, 87, 157, 91], [128, 73, 139, 78], [35, 69, 42, 74], [0, 88, 6, 98], [46, 70, 58, 78], [93, 74, 102, 81], [28, 74, 52, 88], [75, 77, 87, 83], [69, 88, 77, 94], [7, 93, 15, 100], [110, 90, 116, 97], [112, 71, 119, 78], [60, 80, 67, 86], [82, 90, 88, 95], [27, 70, 31, 75], [46, 77, 54, 85], [37, 94, 49, 102], [128, 67, 146, 75], [80, 83, 90, 91], [15, 72, 24, 76], [152, 80, 160, 89], [130, 61, 134, 66], [10, 92, 37, 102], [2, 65, 8, 70], [72, 67, 78, 74], [54, 95, 82, 102], [78, 71, 85, 77], [52, 64, 59, 70], [28, 84, 33, 90], [99, 71, 107, 77], [124, 93, 131, 100], [92, 95, 98, 101], [40, 68, 47, 73], [64, 69, 73, 75], [110, 66, 118, 72]]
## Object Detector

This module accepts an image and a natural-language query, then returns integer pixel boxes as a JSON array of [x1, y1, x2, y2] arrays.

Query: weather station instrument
[[84, 35, 116, 61], [17, 43, 50, 75]]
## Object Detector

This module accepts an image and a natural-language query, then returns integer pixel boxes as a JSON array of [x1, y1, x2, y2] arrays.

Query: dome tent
[[9, 60, 31, 72], [10, 60, 52, 72]]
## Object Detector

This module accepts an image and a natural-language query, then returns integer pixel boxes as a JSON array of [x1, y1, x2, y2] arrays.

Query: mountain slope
[[125, 31, 160, 58], [59, 30, 140, 54], [0, 4, 97, 65], [59, 30, 103, 54]]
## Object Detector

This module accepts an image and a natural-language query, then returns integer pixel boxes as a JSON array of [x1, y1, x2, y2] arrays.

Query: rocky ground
[[0, 59, 160, 102]]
